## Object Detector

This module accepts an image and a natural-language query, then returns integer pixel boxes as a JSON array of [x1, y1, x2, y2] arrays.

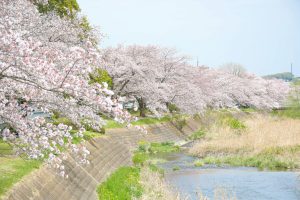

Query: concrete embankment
[[3, 118, 201, 200]]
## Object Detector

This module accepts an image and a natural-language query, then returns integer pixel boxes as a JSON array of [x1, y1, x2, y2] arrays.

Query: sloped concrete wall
[[3, 118, 201, 200]]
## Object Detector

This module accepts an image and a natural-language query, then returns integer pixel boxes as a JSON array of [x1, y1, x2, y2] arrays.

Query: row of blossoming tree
[[102, 45, 289, 116], [0, 0, 289, 177]]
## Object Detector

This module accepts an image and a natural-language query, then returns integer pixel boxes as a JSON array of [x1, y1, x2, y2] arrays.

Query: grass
[[133, 142, 180, 166], [202, 150, 297, 170], [131, 116, 172, 126], [98, 142, 181, 200], [190, 114, 300, 170], [97, 166, 143, 200], [172, 166, 180, 171], [225, 117, 246, 130], [194, 159, 204, 167], [188, 129, 206, 140], [272, 107, 300, 119], [103, 119, 125, 129], [139, 167, 181, 200], [70, 130, 104, 144], [0, 157, 41, 197], [148, 142, 180, 154], [0, 139, 13, 156], [132, 152, 149, 166]]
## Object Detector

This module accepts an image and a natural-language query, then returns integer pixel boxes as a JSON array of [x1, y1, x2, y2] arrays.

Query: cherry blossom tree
[[0, 0, 129, 176], [102, 45, 175, 116], [102, 45, 289, 115]]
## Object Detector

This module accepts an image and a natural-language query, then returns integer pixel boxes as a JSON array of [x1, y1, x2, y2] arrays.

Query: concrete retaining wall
[[3, 118, 201, 200]]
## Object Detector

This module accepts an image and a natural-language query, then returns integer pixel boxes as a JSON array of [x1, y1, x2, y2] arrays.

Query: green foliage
[[167, 103, 180, 113], [132, 152, 149, 166], [172, 166, 180, 171], [0, 157, 41, 197], [89, 69, 113, 89], [78, 16, 97, 43], [194, 159, 204, 167], [35, 0, 80, 18], [97, 167, 143, 200], [137, 141, 150, 152], [188, 129, 206, 140], [226, 118, 246, 130]]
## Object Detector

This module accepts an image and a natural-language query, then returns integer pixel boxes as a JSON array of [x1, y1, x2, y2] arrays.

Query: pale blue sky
[[77, 0, 300, 76]]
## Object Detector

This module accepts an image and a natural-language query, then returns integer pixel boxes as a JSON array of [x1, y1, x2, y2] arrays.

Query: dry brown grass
[[138, 167, 185, 200], [190, 114, 300, 157], [139, 167, 238, 200]]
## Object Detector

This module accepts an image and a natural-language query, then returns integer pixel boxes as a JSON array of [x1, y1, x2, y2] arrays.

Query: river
[[157, 152, 300, 200]]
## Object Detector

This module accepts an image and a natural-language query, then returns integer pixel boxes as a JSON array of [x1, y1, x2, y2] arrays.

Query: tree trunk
[[137, 97, 146, 117]]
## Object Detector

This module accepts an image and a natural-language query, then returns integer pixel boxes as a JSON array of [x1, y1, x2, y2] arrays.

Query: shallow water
[[157, 153, 300, 200]]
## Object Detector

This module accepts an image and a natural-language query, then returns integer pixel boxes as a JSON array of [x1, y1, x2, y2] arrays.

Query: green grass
[[104, 115, 177, 129], [0, 157, 41, 197], [103, 120, 125, 129], [132, 152, 149, 166], [148, 142, 180, 154], [131, 116, 172, 126], [201, 145, 300, 170], [225, 117, 246, 130], [70, 130, 104, 144], [52, 117, 77, 128], [194, 159, 204, 167], [272, 107, 300, 119], [97, 166, 143, 200], [98, 142, 175, 199], [202, 155, 292, 170], [133, 142, 180, 166], [188, 129, 206, 140], [241, 107, 256, 113], [0, 139, 13, 156]]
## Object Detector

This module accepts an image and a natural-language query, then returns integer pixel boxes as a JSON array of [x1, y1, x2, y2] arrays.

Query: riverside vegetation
[[190, 110, 300, 170], [97, 142, 181, 200]]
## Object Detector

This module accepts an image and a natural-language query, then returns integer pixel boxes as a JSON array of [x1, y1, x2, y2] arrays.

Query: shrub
[[188, 129, 206, 140], [167, 103, 180, 113], [97, 167, 143, 200], [132, 152, 149, 166], [226, 118, 246, 130], [194, 159, 204, 167], [172, 166, 180, 171]]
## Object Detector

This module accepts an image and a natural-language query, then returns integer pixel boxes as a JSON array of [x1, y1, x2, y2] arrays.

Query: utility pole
[[196, 57, 199, 67], [291, 63, 293, 75]]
